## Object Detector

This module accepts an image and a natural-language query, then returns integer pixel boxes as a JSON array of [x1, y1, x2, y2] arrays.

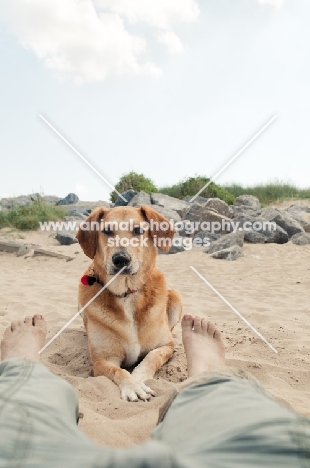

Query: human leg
[[0, 315, 177, 468], [152, 315, 310, 468]]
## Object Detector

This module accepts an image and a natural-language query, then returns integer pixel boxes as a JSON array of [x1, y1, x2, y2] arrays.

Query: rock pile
[[110, 192, 310, 259], [0, 193, 61, 209], [1, 191, 310, 258], [56, 193, 79, 205]]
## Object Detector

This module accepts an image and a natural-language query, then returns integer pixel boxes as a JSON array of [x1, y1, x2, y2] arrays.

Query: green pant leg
[[0, 358, 178, 468], [152, 373, 310, 468]]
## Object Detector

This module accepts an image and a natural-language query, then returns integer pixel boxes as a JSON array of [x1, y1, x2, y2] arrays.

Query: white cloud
[[0, 0, 199, 84], [256, 0, 286, 7], [96, 0, 200, 29], [157, 31, 185, 54]]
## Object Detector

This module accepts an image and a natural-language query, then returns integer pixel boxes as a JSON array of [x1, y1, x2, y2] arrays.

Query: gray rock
[[194, 231, 221, 242], [29, 193, 41, 202], [210, 245, 244, 261], [261, 207, 304, 238], [65, 214, 86, 221], [151, 193, 189, 217], [167, 234, 186, 254], [204, 198, 232, 218], [56, 193, 79, 206], [1, 195, 32, 209], [158, 233, 185, 255], [16, 196, 32, 206], [114, 190, 137, 207], [182, 202, 204, 224], [56, 231, 78, 245], [286, 204, 310, 214], [244, 225, 289, 244], [0, 194, 62, 209], [304, 224, 310, 233], [183, 204, 234, 234], [176, 222, 194, 237], [233, 213, 261, 228], [233, 195, 261, 211], [128, 191, 152, 207], [67, 201, 110, 213], [150, 205, 181, 223], [165, 244, 185, 254], [285, 206, 308, 226], [234, 214, 289, 244], [244, 230, 266, 244], [183, 195, 209, 205], [231, 205, 262, 218], [291, 232, 310, 245], [0, 201, 8, 210], [183, 205, 233, 233], [64, 216, 78, 222], [42, 195, 61, 204], [258, 225, 288, 244], [94, 201, 111, 209], [199, 208, 234, 234], [102, 201, 111, 208], [68, 207, 92, 217], [285, 211, 307, 227], [193, 231, 220, 248], [205, 230, 244, 254]]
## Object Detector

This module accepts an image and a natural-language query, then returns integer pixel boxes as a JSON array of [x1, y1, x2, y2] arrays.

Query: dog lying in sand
[[76, 205, 182, 401]]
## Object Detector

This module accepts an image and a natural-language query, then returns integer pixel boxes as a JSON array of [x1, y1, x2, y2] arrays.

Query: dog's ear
[[76, 207, 108, 259], [140, 205, 176, 252]]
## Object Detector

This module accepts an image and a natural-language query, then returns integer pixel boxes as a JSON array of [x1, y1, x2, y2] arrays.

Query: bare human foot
[[182, 315, 225, 378], [1, 315, 47, 362]]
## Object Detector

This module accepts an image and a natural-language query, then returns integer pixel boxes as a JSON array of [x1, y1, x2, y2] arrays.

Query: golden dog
[[76, 205, 182, 401]]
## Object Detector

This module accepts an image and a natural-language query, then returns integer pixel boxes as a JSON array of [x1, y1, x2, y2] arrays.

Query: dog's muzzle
[[112, 251, 132, 271]]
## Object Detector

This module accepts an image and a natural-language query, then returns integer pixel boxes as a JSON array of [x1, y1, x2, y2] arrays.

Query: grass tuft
[[224, 181, 310, 206], [0, 200, 66, 231], [160, 176, 235, 205]]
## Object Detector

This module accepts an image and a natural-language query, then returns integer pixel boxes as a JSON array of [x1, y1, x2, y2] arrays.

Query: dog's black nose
[[112, 252, 131, 269]]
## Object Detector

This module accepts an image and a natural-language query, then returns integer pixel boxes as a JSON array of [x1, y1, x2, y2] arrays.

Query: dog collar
[[81, 274, 103, 286], [80, 274, 139, 298]]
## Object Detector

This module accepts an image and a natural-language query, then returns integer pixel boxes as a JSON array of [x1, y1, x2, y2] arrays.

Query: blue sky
[[1, 0, 309, 202]]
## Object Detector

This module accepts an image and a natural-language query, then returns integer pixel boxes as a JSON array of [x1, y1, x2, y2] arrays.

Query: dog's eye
[[133, 227, 144, 235], [102, 228, 113, 236]]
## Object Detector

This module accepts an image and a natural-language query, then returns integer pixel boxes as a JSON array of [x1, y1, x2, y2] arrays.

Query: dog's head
[[76, 205, 175, 291]]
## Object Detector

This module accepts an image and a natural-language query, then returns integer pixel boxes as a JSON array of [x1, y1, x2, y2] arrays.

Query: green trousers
[[0, 358, 309, 467]]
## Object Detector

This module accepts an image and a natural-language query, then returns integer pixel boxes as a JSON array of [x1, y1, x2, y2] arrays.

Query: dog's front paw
[[120, 379, 156, 402]]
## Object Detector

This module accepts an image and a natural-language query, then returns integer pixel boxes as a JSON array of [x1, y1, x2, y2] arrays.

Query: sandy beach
[[1, 202, 310, 447]]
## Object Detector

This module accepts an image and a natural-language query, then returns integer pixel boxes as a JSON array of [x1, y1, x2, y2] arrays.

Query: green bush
[[224, 181, 310, 206], [161, 176, 235, 205], [0, 200, 66, 231], [14, 215, 40, 230], [110, 171, 158, 202]]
